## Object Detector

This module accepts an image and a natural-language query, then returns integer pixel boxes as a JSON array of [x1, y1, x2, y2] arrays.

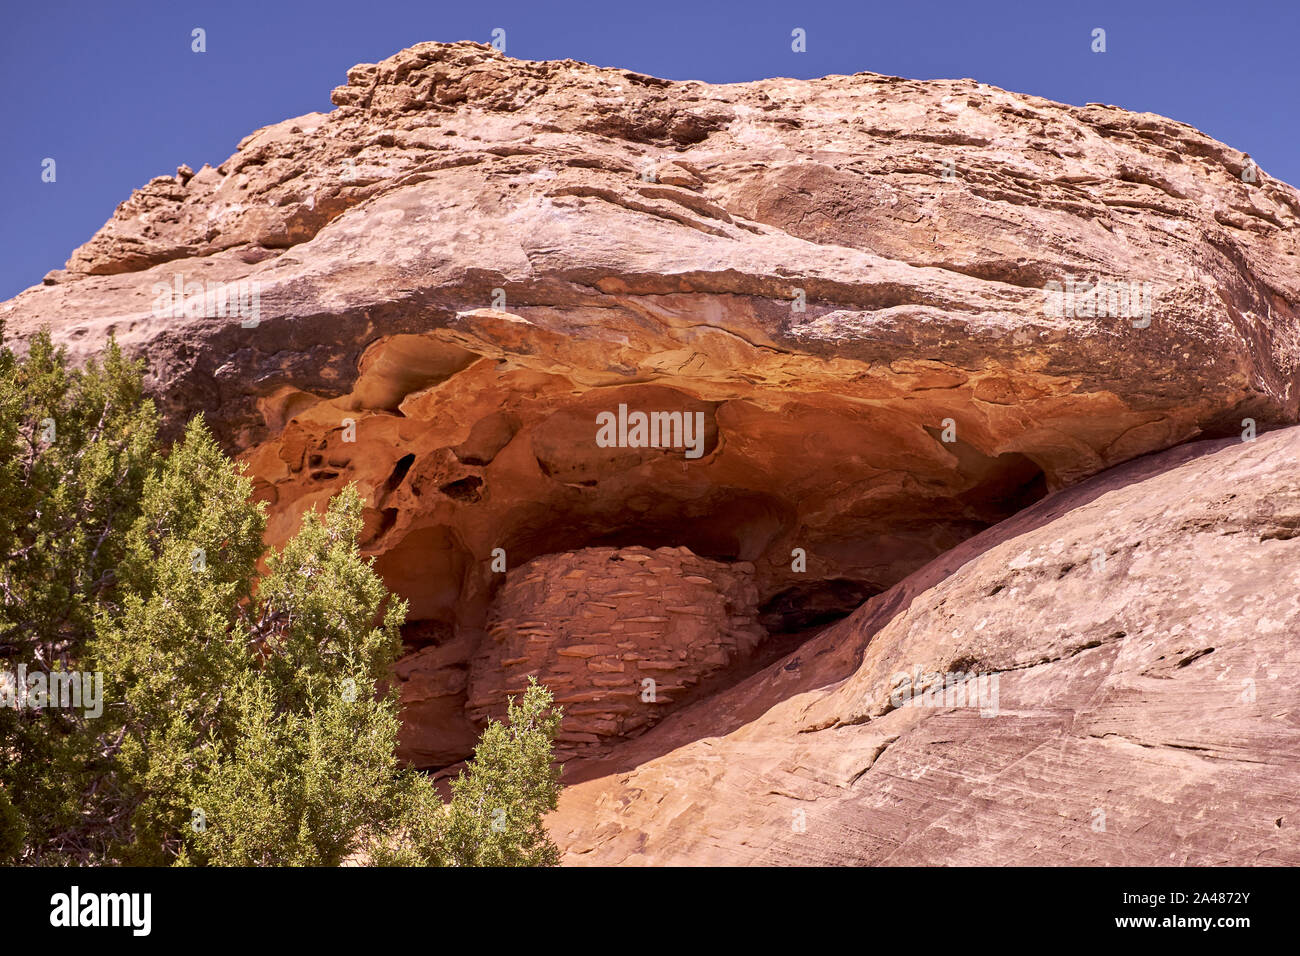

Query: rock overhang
[[3, 40, 1300, 769]]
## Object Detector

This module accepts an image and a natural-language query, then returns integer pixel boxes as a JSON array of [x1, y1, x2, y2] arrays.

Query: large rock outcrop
[[2, 41, 1298, 861], [550, 426, 1300, 865]]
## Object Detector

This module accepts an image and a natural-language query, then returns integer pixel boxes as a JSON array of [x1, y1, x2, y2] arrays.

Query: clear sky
[[2, 0, 1296, 301]]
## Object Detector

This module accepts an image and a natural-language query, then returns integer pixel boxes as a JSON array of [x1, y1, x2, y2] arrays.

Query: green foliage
[[0, 328, 158, 650], [0, 785, 24, 863], [254, 486, 402, 714], [2, 326, 564, 866], [440, 679, 564, 866], [0, 325, 159, 860], [175, 484, 407, 867], [92, 427, 412, 866], [373, 679, 564, 867], [90, 415, 270, 863], [186, 673, 405, 866]]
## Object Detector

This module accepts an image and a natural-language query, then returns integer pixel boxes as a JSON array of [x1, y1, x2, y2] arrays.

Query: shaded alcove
[[496, 487, 794, 567], [372, 524, 472, 623], [959, 451, 1049, 521], [758, 578, 882, 634]]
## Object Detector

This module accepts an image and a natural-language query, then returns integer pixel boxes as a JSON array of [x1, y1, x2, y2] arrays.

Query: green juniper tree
[[90, 415, 272, 863], [375, 677, 564, 867], [1, 326, 564, 866], [439, 678, 564, 866], [0, 326, 158, 861]]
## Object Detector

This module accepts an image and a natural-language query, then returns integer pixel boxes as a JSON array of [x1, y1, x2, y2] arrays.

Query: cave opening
[[758, 578, 882, 634], [499, 487, 794, 568], [959, 451, 1049, 520], [345, 392, 1069, 770]]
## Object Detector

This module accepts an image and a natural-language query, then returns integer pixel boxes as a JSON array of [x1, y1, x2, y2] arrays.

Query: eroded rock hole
[[439, 475, 484, 502], [385, 453, 415, 493], [927, 430, 1050, 521], [960, 452, 1048, 519], [758, 579, 881, 634]]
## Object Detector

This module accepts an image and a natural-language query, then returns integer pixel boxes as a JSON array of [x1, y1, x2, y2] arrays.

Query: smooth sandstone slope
[[2, 41, 1299, 828], [550, 426, 1300, 865]]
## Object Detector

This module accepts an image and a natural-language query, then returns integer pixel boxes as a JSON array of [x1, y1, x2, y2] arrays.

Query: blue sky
[[2, 0, 1296, 301]]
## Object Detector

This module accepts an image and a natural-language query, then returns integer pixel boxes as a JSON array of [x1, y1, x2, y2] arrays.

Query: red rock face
[[4, 41, 1300, 862]]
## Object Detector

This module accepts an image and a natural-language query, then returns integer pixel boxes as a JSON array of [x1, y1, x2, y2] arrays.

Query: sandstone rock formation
[[550, 426, 1300, 865], [3, 41, 1298, 863]]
